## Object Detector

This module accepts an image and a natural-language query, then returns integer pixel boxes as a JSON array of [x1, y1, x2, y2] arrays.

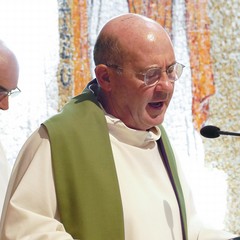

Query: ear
[[95, 64, 111, 91]]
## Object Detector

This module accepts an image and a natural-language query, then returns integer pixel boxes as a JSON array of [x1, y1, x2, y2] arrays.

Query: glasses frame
[[106, 62, 185, 86], [0, 87, 21, 100]]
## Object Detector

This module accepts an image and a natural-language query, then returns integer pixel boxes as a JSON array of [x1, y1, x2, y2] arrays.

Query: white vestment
[[0, 115, 237, 240], [0, 141, 10, 215]]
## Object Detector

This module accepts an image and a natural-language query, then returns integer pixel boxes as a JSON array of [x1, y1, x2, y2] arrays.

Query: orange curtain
[[57, 0, 90, 110], [185, 0, 215, 130], [127, 0, 173, 34], [72, 0, 91, 96], [58, 0, 214, 130], [128, 0, 215, 131], [57, 0, 74, 110]]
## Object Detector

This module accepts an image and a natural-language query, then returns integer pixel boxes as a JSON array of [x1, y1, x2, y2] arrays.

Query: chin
[[138, 113, 165, 130], [150, 115, 165, 126]]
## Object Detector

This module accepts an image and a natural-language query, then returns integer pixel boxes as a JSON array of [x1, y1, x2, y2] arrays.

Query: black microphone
[[200, 125, 240, 138]]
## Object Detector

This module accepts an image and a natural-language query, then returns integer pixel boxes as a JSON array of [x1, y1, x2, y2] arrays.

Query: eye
[[145, 68, 161, 85], [146, 68, 161, 79], [166, 64, 175, 74], [0, 90, 7, 95]]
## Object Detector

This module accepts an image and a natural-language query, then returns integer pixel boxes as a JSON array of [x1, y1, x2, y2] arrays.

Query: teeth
[[149, 102, 163, 108]]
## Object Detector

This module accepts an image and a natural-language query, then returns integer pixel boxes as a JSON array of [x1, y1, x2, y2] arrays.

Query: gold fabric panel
[[72, 0, 91, 96], [127, 0, 173, 34], [185, 0, 215, 131], [203, 0, 240, 234], [57, 0, 90, 110], [57, 0, 74, 110]]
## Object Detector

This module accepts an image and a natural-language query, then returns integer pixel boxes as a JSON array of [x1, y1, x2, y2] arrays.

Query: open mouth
[[148, 102, 164, 108]]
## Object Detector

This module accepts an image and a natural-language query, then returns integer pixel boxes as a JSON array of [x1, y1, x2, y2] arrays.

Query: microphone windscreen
[[200, 125, 220, 138]]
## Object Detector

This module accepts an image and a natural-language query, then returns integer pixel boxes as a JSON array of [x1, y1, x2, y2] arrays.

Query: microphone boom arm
[[219, 130, 240, 137]]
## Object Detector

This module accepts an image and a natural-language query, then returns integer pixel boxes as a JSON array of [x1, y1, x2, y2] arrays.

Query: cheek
[[111, 77, 131, 98], [110, 82, 130, 108], [111, 74, 148, 107]]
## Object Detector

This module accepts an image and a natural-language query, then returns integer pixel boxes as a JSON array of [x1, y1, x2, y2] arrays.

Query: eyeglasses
[[106, 62, 185, 86], [0, 87, 21, 101]]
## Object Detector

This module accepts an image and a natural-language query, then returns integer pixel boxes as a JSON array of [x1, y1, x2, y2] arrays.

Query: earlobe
[[95, 64, 111, 91]]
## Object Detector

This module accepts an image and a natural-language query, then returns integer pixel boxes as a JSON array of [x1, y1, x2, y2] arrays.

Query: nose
[[155, 73, 174, 92], [0, 96, 9, 110]]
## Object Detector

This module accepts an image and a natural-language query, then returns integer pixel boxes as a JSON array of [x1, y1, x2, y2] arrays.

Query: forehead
[[118, 25, 174, 67], [123, 38, 175, 70], [0, 56, 18, 90], [0, 70, 18, 91]]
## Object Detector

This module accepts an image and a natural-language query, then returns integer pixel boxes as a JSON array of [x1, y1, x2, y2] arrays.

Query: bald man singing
[[0, 14, 238, 240]]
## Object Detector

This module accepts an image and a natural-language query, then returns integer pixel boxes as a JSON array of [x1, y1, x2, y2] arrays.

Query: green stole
[[43, 87, 188, 240]]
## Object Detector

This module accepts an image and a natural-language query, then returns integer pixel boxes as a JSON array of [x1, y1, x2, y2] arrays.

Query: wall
[[205, 0, 240, 232]]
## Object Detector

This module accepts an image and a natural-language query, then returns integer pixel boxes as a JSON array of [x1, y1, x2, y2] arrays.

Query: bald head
[[0, 41, 19, 110], [100, 13, 162, 36], [0, 42, 19, 89], [93, 14, 177, 130], [93, 13, 173, 66]]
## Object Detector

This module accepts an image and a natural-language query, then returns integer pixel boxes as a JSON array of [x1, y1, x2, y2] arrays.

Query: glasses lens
[[10, 90, 20, 97], [145, 63, 184, 85], [0, 91, 8, 100], [176, 63, 184, 78], [145, 68, 161, 85], [9, 87, 21, 98], [168, 63, 184, 80]]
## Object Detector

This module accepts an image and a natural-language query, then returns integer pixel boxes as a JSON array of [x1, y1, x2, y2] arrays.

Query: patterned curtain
[[57, 0, 74, 110], [127, 0, 173, 35], [57, 0, 90, 110], [72, 0, 91, 96], [128, 0, 215, 131], [57, 0, 214, 131], [185, 0, 215, 131]]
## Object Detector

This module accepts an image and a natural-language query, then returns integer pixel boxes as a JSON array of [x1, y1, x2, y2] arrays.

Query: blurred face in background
[[0, 44, 19, 110]]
